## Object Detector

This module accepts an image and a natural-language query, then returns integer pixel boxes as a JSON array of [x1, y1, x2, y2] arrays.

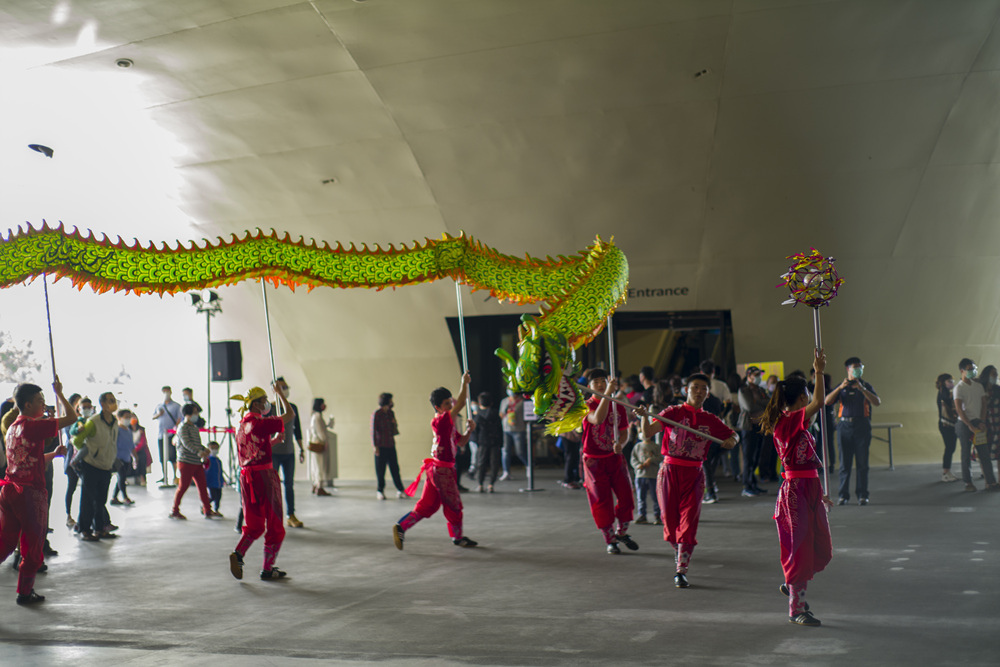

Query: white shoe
[[942, 470, 958, 482], [396, 490, 405, 499], [498, 472, 510, 482], [376, 491, 386, 500]]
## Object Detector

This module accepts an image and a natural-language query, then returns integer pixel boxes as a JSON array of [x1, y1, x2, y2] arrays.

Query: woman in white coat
[[308, 398, 337, 496]]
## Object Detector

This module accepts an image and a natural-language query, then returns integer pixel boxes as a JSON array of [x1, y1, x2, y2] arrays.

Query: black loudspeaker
[[211, 341, 243, 382]]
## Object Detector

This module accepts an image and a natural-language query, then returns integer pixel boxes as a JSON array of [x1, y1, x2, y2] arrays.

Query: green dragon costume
[[0, 223, 628, 433]]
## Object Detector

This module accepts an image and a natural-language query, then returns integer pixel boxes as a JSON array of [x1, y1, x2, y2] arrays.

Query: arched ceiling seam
[[889, 8, 1000, 259]]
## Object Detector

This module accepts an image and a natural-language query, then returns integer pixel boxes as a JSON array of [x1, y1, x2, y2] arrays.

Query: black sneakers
[[453, 536, 478, 548], [606, 542, 621, 555], [16, 590, 45, 606], [229, 551, 244, 580], [674, 572, 689, 588], [260, 567, 287, 580], [789, 611, 821, 626], [617, 534, 639, 551], [393, 524, 405, 550]]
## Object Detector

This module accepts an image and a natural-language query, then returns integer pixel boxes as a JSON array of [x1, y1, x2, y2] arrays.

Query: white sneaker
[[498, 472, 510, 482], [396, 490, 405, 499], [376, 491, 386, 500], [942, 470, 958, 482]]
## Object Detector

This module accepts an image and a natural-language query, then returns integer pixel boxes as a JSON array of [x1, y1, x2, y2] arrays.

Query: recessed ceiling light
[[116, 58, 133, 68]]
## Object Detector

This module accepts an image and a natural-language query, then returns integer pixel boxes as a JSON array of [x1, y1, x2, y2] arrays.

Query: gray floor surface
[[0, 461, 996, 666]]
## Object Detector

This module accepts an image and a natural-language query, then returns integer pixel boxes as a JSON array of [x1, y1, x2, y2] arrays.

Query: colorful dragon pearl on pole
[[778, 248, 843, 308], [0, 222, 629, 435]]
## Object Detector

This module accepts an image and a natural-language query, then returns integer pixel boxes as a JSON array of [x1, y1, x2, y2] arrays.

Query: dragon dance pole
[[813, 308, 831, 497], [42, 274, 57, 383], [581, 387, 727, 446], [261, 281, 277, 383]]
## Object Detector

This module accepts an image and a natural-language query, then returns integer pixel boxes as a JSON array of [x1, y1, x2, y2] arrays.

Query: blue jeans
[[634, 477, 659, 519], [502, 431, 527, 473], [837, 419, 871, 501], [272, 453, 296, 515]]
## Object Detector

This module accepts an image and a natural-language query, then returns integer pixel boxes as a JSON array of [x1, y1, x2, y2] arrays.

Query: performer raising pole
[[228, 382, 294, 581], [758, 348, 833, 626]]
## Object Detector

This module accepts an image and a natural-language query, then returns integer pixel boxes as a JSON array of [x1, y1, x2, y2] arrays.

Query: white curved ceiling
[[3, 0, 999, 471]]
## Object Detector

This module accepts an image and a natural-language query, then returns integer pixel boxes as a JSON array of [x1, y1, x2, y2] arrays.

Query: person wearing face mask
[[73, 392, 122, 541], [952, 358, 998, 492], [936, 374, 959, 482], [825, 357, 881, 506], [269, 377, 305, 528], [737, 366, 771, 498], [151, 386, 182, 486], [979, 365, 1000, 483], [180, 388, 206, 429]]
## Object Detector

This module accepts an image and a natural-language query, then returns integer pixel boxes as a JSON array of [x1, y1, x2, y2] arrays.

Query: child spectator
[[393, 373, 478, 550], [472, 392, 503, 493], [759, 348, 833, 627], [130, 415, 152, 487], [170, 403, 220, 520], [630, 428, 662, 524], [204, 441, 224, 514], [110, 409, 135, 506], [581, 368, 637, 555]]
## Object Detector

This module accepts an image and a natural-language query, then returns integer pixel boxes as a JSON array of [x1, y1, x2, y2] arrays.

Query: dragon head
[[495, 315, 587, 435]]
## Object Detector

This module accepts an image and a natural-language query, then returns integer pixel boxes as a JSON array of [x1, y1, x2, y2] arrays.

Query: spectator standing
[[979, 365, 1000, 483], [372, 393, 406, 500], [639, 366, 656, 405], [472, 392, 503, 493], [825, 357, 881, 505], [936, 374, 958, 482], [953, 359, 998, 491], [151, 386, 182, 486], [270, 377, 305, 528], [499, 391, 527, 481], [73, 392, 120, 541], [130, 414, 152, 487], [558, 427, 583, 490], [109, 409, 135, 506], [630, 432, 662, 524], [808, 368, 837, 472], [737, 366, 770, 497], [308, 398, 334, 497], [64, 396, 92, 528], [180, 387, 206, 429]]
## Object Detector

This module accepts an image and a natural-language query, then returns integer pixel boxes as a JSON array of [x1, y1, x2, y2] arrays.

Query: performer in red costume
[[394, 373, 478, 550], [759, 348, 833, 627], [228, 383, 294, 581], [1, 380, 74, 605], [640, 373, 737, 588], [580, 368, 637, 555]]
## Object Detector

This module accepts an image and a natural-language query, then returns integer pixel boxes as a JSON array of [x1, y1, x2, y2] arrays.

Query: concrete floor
[[0, 462, 996, 666]]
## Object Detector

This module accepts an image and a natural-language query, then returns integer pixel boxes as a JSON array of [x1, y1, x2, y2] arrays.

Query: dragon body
[[0, 223, 628, 432]]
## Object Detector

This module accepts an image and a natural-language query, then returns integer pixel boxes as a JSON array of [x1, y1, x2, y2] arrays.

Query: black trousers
[[741, 427, 763, 490], [375, 447, 405, 493], [210, 487, 222, 510], [477, 445, 502, 485], [65, 466, 80, 515], [78, 462, 112, 534], [272, 453, 296, 515], [703, 442, 722, 495]]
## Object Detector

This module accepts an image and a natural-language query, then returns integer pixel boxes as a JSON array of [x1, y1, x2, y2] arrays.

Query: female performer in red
[[759, 348, 833, 626]]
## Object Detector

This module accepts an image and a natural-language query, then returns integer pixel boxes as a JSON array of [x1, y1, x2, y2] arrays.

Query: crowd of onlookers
[[935, 358, 1000, 492]]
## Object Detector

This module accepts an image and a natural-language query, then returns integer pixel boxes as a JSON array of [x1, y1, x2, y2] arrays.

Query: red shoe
[[169, 510, 187, 520]]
